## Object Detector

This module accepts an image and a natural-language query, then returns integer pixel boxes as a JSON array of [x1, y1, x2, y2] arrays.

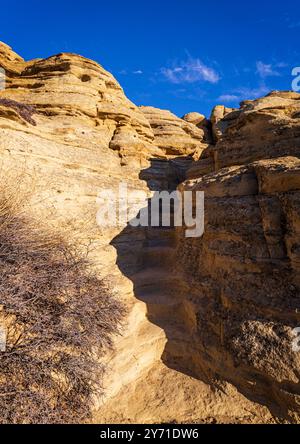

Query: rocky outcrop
[[187, 92, 300, 179], [177, 97, 300, 422], [0, 45, 161, 170], [140, 106, 208, 158], [210, 105, 237, 143], [0, 42, 300, 424], [98, 157, 274, 424], [0, 42, 240, 424], [182, 111, 213, 144], [214, 92, 300, 169]]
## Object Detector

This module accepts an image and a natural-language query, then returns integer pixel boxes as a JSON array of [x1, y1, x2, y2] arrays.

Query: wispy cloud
[[218, 85, 270, 103], [287, 19, 300, 28], [119, 69, 143, 75], [256, 61, 280, 78], [161, 56, 220, 84], [236, 85, 270, 99], [168, 87, 206, 101], [276, 62, 288, 68], [289, 22, 300, 28], [218, 94, 240, 102]]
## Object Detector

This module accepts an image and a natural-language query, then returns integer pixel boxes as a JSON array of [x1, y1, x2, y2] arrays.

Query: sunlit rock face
[[178, 94, 300, 422], [140, 105, 208, 158], [0, 42, 300, 424]]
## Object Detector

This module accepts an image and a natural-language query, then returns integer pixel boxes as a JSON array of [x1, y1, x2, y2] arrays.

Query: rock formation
[[178, 156, 300, 421], [0, 41, 299, 424]]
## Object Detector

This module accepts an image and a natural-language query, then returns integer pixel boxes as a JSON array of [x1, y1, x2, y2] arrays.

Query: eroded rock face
[[0, 42, 300, 423], [0, 42, 237, 424], [182, 112, 206, 126], [182, 111, 213, 144], [178, 97, 300, 420], [140, 106, 208, 158], [215, 92, 300, 170], [0, 45, 163, 170], [210, 104, 237, 143]]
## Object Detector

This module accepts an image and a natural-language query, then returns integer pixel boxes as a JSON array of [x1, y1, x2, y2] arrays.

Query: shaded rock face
[[182, 111, 213, 144], [210, 105, 236, 143], [178, 132, 300, 420], [0, 42, 300, 424]]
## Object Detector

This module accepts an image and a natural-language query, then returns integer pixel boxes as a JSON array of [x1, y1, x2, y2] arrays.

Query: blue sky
[[1, 0, 300, 116]]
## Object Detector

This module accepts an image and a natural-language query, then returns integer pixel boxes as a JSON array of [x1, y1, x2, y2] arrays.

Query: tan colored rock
[[187, 91, 300, 178], [213, 91, 300, 171], [1, 41, 261, 425], [210, 104, 236, 143], [183, 111, 213, 143], [140, 106, 207, 158], [182, 112, 206, 126], [0, 43, 164, 170], [179, 155, 300, 421], [0, 42, 26, 75], [183, 164, 259, 198], [254, 156, 300, 194], [0, 41, 300, 424]]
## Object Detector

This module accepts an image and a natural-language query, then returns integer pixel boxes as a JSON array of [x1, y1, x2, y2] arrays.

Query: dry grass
[[0, 177, 124, 423]]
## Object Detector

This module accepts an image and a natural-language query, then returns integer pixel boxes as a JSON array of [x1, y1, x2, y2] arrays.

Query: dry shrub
[[0, 178, 124, 423], [0, 99, 36, 125]]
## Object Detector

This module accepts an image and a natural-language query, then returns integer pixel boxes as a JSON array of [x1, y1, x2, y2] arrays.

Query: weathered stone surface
[[179, 157, 300, 420], [254, 156, 300, 194], [1, 41, 258, 425], [182, 111, 213, 143], [182, 112, 206, 126], [140, 106, 208, 158], [0, 42, 26, 74], [187, 91, 300, 178], [213, 91, 300, 171], [210, 104, 237, 143], [0, 41, 300, 424], [0, 46, 164, 170]]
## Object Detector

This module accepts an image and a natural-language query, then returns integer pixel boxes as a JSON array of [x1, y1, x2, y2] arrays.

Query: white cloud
[[256, 61, 280, 78], [218, 94, 240, 102], [288, 21, 300, 29], [276, 62, 288, 68], [119, 69, 143, 75], [161, 57, 220, 84], [235, 85, 270, 98], [218, 85, 270, 103]]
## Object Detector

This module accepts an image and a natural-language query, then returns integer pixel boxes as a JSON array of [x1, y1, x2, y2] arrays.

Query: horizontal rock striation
[[141, 106, 208, 158], [0, 41, 299, 423], [177, 96, 300, 421]]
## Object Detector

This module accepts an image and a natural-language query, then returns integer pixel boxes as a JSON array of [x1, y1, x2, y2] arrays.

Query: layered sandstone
[[177, 95, 300, 422], [0, 42, 299, 424], [140, 106, 208, 158], [188, 91, 300, 179]]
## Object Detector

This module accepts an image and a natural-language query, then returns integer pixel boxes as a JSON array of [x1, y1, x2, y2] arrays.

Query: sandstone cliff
[[178, 156, 300, 421], [177, 93, 300, 422], [0, 42, 299, 424]]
